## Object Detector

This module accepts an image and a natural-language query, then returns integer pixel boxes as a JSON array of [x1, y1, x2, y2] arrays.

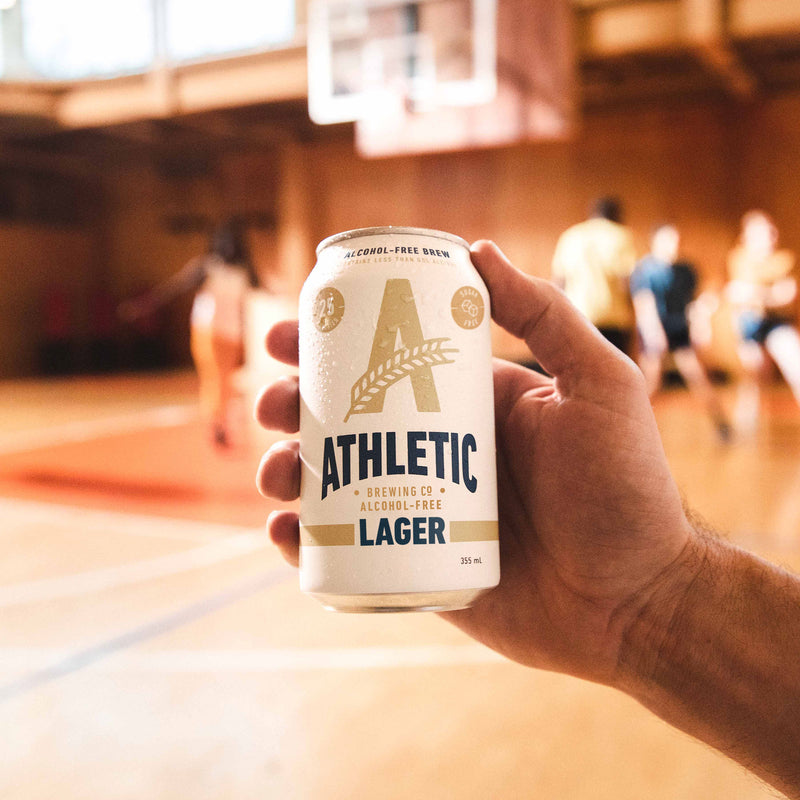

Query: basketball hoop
[[307, 0, 497, 126], [307, 0, 575, 157]]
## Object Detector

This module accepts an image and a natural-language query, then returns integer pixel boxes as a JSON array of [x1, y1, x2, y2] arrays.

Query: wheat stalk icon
[[344, 338, 458, 421]]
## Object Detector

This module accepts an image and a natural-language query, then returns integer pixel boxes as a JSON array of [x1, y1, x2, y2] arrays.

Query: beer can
[[298, 227, 499, 612]]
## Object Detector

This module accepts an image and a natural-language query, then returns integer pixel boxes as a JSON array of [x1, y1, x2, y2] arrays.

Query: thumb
[[470, 240, 629, 388]]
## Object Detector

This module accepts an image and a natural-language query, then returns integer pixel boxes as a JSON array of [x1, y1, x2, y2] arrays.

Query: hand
[[639, 320, 669, 357], [254, 241, 698, 687], [687, 291, 719, 348], [632, 290, 668, 355]]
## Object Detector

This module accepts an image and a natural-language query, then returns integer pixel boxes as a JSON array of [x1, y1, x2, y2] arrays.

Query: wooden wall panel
[[8, 91, 800, 377], [0, 225, 97, 376]]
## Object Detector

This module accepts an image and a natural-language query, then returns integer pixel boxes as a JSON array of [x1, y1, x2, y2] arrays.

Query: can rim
[[316, 226, 469, 256]]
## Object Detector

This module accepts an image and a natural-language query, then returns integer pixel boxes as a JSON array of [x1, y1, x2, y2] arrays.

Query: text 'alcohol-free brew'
[[298, 227, 499, 611]]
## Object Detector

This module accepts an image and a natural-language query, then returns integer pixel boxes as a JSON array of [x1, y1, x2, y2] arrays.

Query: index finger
[[266, 320, 299, 367]]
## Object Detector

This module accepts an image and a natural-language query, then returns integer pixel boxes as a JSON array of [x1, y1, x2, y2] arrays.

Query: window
[[165, 0, 295, 63], [15, 0, 295, 80], [22, 0, 154, 79]]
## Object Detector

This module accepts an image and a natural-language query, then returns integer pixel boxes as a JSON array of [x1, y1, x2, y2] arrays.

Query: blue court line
[[0, 567, 292, 704]]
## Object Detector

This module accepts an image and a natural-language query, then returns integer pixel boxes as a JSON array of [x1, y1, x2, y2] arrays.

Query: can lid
[[316, 226, 469, 256]]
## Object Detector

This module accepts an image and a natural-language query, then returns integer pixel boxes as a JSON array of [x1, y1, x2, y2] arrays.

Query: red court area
[[0, 397, 286, 528]]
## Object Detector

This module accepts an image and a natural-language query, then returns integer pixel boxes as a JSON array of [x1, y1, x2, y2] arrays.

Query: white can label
[[299, 233, 499, 596]]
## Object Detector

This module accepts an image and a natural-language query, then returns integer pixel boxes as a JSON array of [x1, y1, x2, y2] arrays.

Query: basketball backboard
[[307, 0, 497, 126], [307, 0, 575, 157]]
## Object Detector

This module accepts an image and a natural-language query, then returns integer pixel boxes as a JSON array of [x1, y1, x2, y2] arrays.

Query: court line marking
[[0, 404, 197, 456], [0, 643, 504, 675], [0, 496, 259, 543], [0, 570, 291, 703], [0, 528, 269, 608], [0, 397, 504, 692]]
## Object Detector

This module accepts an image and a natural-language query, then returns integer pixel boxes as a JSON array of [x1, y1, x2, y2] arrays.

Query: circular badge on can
[[451, 286, 485, 329], [313, 287, 345, 332]]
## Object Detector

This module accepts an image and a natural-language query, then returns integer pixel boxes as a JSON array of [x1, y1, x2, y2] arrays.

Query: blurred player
[[726, 210, 800, 432], [120, 220, 259, 448], [551, 196, 637, 355], [631, 223, 730, 440]]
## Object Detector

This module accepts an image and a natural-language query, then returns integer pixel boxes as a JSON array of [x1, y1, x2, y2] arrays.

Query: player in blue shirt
[[631, 224, 731, 440]]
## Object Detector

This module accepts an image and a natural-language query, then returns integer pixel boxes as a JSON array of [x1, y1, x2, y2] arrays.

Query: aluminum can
[[298, 227, 499, 612]]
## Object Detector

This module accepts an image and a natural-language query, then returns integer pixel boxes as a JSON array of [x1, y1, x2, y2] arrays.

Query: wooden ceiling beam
[[4, 1, 800, 133], [579, 0, 684, 56], [683, 0, 757, 99], [53, 47, 308, 130], [729, 0, 800, 38], [579, 0, 759, 99]]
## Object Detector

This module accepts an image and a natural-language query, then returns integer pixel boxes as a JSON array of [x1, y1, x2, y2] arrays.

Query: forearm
[[632, 291, 667, 350], [617, 524, 800, 798]]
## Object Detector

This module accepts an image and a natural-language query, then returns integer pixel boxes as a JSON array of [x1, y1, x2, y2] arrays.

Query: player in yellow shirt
[[551, 197, 637, 354]]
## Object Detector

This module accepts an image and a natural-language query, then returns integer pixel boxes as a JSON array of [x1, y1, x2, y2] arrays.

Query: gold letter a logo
[[345, 279, 457, 421]]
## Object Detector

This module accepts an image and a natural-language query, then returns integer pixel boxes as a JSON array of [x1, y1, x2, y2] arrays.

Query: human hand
[[255, 241, 698, 688], [687, 290, 719, 348], [632, 291, 669, 356]]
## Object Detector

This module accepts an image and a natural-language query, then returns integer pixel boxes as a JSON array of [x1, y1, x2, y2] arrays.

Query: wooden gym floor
[[0, 369, 797, 800]]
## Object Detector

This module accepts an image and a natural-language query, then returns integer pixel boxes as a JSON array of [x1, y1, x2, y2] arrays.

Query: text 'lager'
[[299, 227, 499, 612]]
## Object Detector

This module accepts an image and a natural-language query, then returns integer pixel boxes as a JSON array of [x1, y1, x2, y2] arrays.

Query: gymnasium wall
[[2, 90, 800, 376], [0, 224, 99, 377]]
